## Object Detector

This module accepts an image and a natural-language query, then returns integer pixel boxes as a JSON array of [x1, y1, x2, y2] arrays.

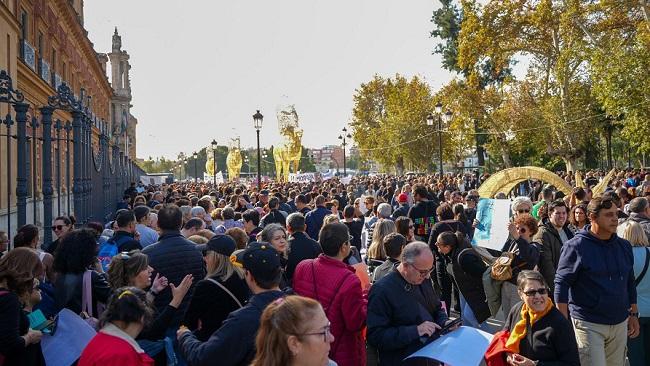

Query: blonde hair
[[323, 214, 340, 225], [188, 235, 209, 245], [617, 221, 649, 247], [205, 251, 244, 281], [368, 219, 396, 260]]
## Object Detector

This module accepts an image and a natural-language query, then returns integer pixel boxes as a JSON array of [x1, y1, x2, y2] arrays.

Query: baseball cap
[[197, 234, 237, 256], [234, 242, 281, 280], [397, 193, 408, 203]]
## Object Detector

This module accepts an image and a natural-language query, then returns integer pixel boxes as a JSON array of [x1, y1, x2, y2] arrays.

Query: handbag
[[81, 270, 105, 329], [491, 252, 515, 281]]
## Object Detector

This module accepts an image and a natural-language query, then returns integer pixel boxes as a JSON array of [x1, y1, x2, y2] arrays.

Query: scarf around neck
[[505, 297, 553, 354]]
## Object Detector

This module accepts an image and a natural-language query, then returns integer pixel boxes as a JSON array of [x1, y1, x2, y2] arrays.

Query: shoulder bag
[[206, 278, 244, 308]]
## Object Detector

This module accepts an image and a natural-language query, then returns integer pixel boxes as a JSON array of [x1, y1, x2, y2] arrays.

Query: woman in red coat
[[79, 287, 154, 366], [293, 223, 368, 366]]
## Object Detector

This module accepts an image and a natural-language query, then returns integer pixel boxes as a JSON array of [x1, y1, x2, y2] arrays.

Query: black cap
[[236, 242, 281, 280], [197, 234, 237, 256]]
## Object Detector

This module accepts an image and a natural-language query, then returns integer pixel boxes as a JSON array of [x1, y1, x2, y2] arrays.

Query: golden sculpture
[[205, 155, 216, 177], [478, 166, 573, 198], [226, 138, 243, 181], [273, 104, 303, 182]]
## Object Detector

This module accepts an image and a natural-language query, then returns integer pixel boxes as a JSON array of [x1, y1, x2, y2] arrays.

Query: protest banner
[[289, 172, 316, 182], [471, 198, 512, 251]]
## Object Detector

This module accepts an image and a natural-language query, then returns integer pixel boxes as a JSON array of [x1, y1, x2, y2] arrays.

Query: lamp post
[[192, 152, 198, 181], [211, 139, 218, 185], [253, 110, 264, 190], [338, 127, 352, 176], [262, 151, 268, 177], [428, 103, 453, 176]]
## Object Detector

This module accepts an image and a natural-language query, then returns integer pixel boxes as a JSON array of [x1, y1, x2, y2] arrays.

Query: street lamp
[[183, 158, 188, 180], [211, 139, 218, 185], [429, 103, 452, 176], [192, 151, 198, 181], [338, 127, 352, 176], [253, 110, 264, 189]]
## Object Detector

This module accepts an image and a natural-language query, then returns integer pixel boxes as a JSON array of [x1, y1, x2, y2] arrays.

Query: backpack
[[97, 235, 131, 271]]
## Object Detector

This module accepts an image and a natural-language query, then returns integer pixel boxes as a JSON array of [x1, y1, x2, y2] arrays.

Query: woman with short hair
[[492, 270, 579, 366], [251, 295, 335, 366]]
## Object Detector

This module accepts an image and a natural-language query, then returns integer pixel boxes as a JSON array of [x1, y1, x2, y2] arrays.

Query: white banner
[[289, 172, 316, 182], [203, 171, 224, 184], [471, 198, 512, 251], [340, 175, 352, 185]]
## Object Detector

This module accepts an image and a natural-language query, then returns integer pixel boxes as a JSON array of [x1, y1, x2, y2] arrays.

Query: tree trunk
[[501, 146, 512, 168], [563, 157, 577, 173]]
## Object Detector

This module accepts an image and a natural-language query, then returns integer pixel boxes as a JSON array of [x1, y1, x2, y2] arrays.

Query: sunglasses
[[408, 225, 414, 229], [52, 225, 67, 231], [523, 288, 549, 297], [517, 209, 530, 213], [518, 227, 527, 233]]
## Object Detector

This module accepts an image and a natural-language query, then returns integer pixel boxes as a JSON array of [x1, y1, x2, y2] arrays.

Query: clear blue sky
[[84, 0, 455, 159]]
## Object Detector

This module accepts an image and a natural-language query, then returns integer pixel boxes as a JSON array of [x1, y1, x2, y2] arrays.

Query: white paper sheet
[[405, 326, 492, 366]]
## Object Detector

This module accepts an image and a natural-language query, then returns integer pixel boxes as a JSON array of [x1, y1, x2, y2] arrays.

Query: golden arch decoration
[[478, 166, 573, 198]]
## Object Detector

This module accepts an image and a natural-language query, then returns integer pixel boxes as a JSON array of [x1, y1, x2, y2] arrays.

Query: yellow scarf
[[505, 297, 553, 354]]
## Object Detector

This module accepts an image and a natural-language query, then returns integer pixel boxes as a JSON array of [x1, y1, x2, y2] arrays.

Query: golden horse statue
[[273, 126, 303, 182], [226, 138, 243, 181]]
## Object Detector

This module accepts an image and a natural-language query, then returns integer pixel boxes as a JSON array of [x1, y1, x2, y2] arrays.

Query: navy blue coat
[[178, 290, 285, 366], [367, 270, 448, 365], [305, 206, 330, 240], [142, 231, 205, 326]]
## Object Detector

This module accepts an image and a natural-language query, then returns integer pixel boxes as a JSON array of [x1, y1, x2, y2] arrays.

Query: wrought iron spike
[[0, 70, 25, 104], [4, 113, 13, 126]]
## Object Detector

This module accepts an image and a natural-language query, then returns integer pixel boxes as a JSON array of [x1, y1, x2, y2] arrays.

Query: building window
[[20, 10, 27, 40]]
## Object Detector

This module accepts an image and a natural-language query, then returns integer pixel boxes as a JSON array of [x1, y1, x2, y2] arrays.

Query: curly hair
[[513, 213, 539, 236], [107, 251, 149, 290], [251, 296, 323, 366], [99, 287, 154, 329], [52, 229, 99, 274], [0, 247, 43, 296]]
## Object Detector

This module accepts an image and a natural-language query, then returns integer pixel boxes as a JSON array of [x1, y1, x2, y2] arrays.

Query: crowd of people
[[0, 168, 649, 366]]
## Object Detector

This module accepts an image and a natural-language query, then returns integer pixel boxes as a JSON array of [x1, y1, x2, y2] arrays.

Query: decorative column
[[14, 102, 29, 228], [40, 106, 54, 245], [72, 110, 83, 226]]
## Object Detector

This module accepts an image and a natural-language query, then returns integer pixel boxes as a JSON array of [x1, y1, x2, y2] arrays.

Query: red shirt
[[78, 329, 154, 366]]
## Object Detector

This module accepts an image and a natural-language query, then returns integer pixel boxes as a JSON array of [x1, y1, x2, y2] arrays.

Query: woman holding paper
[[500, 270, 579, 366]]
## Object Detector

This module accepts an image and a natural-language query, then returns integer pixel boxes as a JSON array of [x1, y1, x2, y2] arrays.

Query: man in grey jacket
[[533, 199, 574, 292]]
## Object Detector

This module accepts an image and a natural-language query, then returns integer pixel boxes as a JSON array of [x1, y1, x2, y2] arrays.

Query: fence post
[[40, 106, 54, 245]]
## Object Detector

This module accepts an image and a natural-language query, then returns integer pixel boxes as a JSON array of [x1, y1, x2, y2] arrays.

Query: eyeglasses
[[517, 209, 530, 213], [409, 262, 434, 277], [408, 225, 414, 229], [523, 288, 549, 297], [298, 322, 332, 342], [52, 225, 67, 231]]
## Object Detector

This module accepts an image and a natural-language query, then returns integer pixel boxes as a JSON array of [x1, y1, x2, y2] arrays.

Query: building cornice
[[0, 2, 20, 32]]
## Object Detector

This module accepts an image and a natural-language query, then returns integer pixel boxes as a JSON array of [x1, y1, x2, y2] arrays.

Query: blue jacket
[[142, 231, 205, 326], [554, 226, 636, 325], [305, 206, 330, 240], [178, 290, 284, 366]]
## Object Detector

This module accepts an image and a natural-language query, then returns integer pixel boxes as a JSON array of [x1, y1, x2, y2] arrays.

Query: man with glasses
[[534, 199, 574, 292], [293, 222, 367, 366], [555, 197, 640, 366], [367, 241, 450, 365]]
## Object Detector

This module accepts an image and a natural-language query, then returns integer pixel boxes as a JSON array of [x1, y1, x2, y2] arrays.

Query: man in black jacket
[[367, 242, 450, 365], [408, 184, 438, 242], [259, 197, 287, 228], [285, 213, 322, 282], [109, 210, 142, 252], [143, 205, 205, 327], [178, 242, 285, 366]]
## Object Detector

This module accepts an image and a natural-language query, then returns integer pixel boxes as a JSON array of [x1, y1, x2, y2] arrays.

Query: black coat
[[446, 247, 490, 324], [503, 302, 580, 366], [179, 290, 284, 366], [343, 220, 364, 253], [260, 209, 286, 228], [110, 230, 142, 252], [367, 270, 448, 365], [183, 273, 250, 342], [0, 290, 45, 366], [286, 232, 322, 283], [54, 270, 111, 316], [533, 220, 573, 292], [142, 231, 206, 326]]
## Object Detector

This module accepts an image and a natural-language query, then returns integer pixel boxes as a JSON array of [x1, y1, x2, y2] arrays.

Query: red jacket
[[78, 324, 154, 366], [293, 255, 367, 366]]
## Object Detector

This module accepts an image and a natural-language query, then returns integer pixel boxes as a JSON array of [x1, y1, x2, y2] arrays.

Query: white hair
[[511, 196, 533, 212], [377, 203, 392, 219], [190, 206, 206, 217]]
